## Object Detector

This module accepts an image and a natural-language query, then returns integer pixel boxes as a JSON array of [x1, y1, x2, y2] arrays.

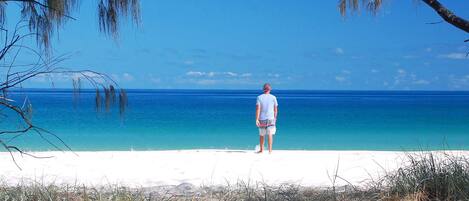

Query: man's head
[[263, 83, 272, 93]]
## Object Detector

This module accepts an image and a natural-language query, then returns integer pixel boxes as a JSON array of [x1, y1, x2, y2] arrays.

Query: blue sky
[[10, 1, 469, 90]]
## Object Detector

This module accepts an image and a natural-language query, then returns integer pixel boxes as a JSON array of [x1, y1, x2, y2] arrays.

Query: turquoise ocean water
[[2, 89, 469, 151]]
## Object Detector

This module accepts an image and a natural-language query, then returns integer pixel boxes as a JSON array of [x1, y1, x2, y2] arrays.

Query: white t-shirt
[[256, 93, 278, 120]]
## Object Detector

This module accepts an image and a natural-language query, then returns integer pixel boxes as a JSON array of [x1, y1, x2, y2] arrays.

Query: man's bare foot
[[256, 151, 263, 154]]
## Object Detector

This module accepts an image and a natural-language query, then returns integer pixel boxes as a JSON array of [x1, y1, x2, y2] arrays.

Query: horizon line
[[9, 88, 469, 92]]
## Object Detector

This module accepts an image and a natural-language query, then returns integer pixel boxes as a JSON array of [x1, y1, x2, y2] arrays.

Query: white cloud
[[392, 69, 409, 87], [108, 73, 134, 82], [150, 77, 161, 84], [183, 60, 195, 65], [438, 53, 468, 60], [392, 68, 433, 89], [68, 72, 103, 81], [29, 71, 111, 85], [186, 71, 205, 76], [122, 73, 134, 81], [413, 79, 430, 85], [111, 73, 120, 82], [30, 73, 49, 83], [187, 71, 251, 78], [335, 48, 344, 55], [225, 72, 238, 77], [82, 72, 104, 78], [334, 70, 352, 83], [448, 74, 469, 89], [268, 73, 280, 78], [179, 76, 258, 86], [207, 72, 215, 77], [335, 76, 346, 82]]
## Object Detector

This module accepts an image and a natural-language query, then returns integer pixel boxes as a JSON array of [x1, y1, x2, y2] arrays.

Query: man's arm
[[274, 105, 278, 121], [256, 105, 260, 126], [274, 96, 278, 122]]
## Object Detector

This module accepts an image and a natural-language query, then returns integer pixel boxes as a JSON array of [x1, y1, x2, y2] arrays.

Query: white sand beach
[[0, 150, 468, 187]]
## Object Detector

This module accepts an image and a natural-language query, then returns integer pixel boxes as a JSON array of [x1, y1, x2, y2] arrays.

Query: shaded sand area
[[1, 150, 468, 187]]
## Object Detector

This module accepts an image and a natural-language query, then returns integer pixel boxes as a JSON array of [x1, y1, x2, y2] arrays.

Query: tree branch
[[425, 20, 443, 25], [0, 18, 128, 169], [422, 0, 469, 33], [5, 0, 77, 20]]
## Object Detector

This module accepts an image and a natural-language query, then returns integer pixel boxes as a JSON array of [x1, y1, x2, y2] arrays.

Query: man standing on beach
[[256, 83, 278, 153]]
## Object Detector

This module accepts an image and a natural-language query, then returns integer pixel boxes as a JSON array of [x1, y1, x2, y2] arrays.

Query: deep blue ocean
[[2, 89, 469, 151]]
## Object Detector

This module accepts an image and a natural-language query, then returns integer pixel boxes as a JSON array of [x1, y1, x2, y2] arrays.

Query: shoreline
[[1, 150, 468, 187], [3, 147, 468, 152]]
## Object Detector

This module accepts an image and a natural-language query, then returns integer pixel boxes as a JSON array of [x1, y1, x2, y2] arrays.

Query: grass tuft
[[382, 152, 469, 201]]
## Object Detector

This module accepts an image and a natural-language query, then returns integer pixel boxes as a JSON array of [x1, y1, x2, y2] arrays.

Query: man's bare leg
[[258, 135, 264, 153], [268, 134, 273, 153]]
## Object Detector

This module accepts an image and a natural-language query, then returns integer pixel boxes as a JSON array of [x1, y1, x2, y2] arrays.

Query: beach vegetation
[[0, 152, 468, 200], [0, 0, 140, 167], [338, 0, 469, 35], [381, 152, 469, 200], [0, 0, 141, 51]]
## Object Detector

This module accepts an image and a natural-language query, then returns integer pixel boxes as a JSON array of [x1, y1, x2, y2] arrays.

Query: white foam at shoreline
[[0, 150, 468, 187]]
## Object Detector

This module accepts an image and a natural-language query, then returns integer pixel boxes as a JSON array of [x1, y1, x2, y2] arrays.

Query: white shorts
[[259, 126, 276, 136]]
